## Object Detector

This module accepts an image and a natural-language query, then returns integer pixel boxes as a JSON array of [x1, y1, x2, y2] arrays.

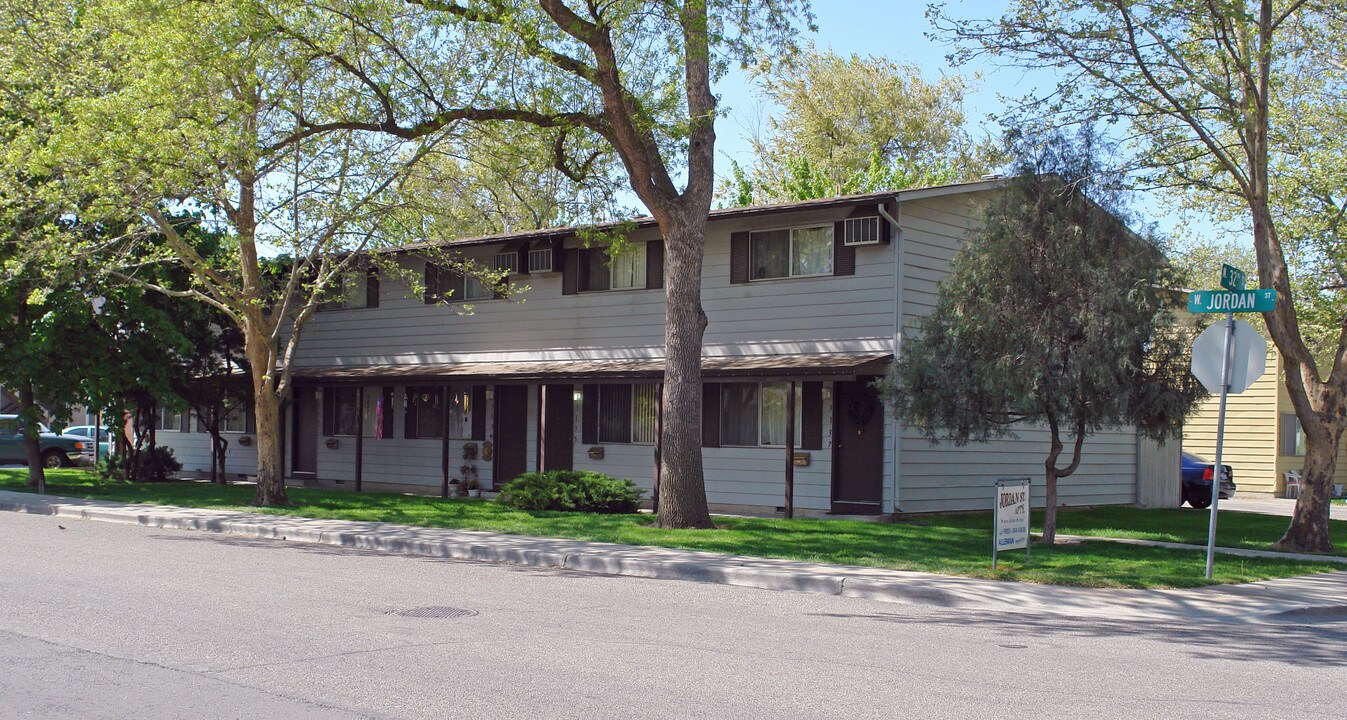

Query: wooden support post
[[537, 384, 546, 472], [441, 385, 451, 498], [785, 380, 796, 519], [654, 382, 663, 513], [354, 386, 365, 493]]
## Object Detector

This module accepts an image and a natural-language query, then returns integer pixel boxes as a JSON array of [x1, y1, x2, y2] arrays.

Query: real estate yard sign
[[993, 477, 1031, 569]]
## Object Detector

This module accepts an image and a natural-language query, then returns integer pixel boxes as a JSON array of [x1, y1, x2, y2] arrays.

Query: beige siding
[[1185, 346, 1279, 493], [1273, 354, 1347, 496]]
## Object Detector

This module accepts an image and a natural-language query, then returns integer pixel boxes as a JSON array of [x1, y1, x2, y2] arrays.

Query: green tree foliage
[[881, 131, 1204, 542], [399, 122, 630, 238], [932, 0, 1346, 551], [722, 46, 1001, 205], [329, 0, 814, 528]]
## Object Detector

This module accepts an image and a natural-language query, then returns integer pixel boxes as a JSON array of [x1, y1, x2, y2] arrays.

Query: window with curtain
[[750, 225, 833, 280], [446, 385, 472, 439], [581, 244, 647, 291], [597, 383, 658, 444], [720, 382, 802, 447]]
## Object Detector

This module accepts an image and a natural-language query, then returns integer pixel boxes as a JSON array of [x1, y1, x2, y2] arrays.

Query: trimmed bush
[[96, 445, 182, 483], [496, 470, 642, 514]]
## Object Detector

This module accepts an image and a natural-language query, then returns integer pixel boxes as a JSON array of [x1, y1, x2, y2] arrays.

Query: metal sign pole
[[992, 480, 1000, 570], [1205, 311, 1236, 579]]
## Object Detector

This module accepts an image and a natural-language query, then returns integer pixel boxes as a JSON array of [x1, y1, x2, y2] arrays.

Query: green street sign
[[1220, 264, 1246, 291], [1188, 288, 1276, 313]]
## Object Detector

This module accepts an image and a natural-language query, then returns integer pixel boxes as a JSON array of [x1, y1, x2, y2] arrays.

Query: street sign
[[1220, 264, 1246, 291], [1187, 288, 1276, 314], [1191, 319, 1267, 394]]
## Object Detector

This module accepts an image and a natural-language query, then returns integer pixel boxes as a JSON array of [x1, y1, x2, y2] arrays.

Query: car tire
[[41, 450, 69, 469], [1187, 493, 1211, 510]]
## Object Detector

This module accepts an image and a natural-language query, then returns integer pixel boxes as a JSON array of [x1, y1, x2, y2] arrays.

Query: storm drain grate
[[390, 606, 478, 619]]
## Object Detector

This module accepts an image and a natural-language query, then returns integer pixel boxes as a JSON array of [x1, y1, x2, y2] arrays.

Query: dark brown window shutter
[[561, 248, 579, 295], [423, 264, 440, 304], [833, 221, 855, 276], [180, 412, 190, 433], [245, 402, 256, 435], [380, 387, 394, 438], [646, 240, 665, 290], [701, 383, 721, 447], [322, 388, 335, 437], [801, 382, 823, 450], [730, 232, 750, 284], [366, 270, 380, 308], [513, 243, 529, 276], [404, 387, 418, 439], [471, 385, 487, 440], [581, 384, 599, 445]]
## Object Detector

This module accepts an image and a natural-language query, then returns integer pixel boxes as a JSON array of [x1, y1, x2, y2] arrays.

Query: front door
[[291, 386, 318, 478], [831, 379, 884, 514], [492, 385, 528, 489], [539, 384, 574, 472]]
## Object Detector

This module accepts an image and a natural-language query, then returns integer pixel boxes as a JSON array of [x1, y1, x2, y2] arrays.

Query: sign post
[[993, 477, 1031, 569], [1189, 273, 1273, 579]]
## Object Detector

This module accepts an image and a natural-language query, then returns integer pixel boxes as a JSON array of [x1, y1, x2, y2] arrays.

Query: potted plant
[[466, 477, 481, 498]]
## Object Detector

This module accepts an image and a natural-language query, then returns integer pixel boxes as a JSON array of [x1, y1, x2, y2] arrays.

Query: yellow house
[[1185, 346, 1347, 498]]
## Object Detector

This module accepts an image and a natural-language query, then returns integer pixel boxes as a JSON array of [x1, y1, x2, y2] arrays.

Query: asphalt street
[[2, 511, 1345, 720]]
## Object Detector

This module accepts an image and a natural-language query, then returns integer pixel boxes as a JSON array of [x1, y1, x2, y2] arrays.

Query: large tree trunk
[[245, 331, 288, 506], [656, 213, 713, 529], [1278, 413, 1342, 552], [19, 380, 45, 493], [1249, 197, 1338, 551]]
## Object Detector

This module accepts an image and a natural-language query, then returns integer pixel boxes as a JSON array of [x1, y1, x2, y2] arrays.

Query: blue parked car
[[1181, 451, 1235, 509]]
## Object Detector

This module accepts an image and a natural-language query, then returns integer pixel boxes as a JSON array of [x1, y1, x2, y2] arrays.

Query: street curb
[[4, 494, 1345, 623]]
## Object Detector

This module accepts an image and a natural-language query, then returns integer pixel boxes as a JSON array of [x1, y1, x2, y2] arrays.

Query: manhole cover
[[390, 606, 478, 619]]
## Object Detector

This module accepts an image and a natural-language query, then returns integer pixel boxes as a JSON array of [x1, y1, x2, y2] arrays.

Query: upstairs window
[[750, 225, 833, 280], [581, 244, 647, 291], [424, 263, 493, 303], [319, 268, 378, 311]]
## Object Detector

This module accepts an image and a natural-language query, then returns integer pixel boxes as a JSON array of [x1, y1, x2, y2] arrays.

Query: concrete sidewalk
[[1222, 495, 1347, 521], [2, 490, 1344, 625]]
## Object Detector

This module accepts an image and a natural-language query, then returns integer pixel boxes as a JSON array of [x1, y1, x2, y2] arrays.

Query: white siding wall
[[894, 194, 1139, 512], [311, 386, 496, 490], [163, 415, 258, 478], [294, 206, 897, 369], [157, 188, 1149, 514]]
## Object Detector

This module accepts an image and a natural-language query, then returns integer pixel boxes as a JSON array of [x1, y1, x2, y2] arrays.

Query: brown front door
[[492, 385, 528, 489], [291, 386, 318, 477], [539, 384, 574, 472], [832, 379, 883, 514]]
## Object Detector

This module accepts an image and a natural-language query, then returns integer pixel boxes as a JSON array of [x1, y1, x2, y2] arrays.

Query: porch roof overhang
[[291, 353, 893, 385]]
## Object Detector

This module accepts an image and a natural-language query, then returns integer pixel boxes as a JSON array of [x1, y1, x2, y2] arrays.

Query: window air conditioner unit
[[494, 252, 520, 274], [842, 216, 882, 246], [528, 247, 555, 273]]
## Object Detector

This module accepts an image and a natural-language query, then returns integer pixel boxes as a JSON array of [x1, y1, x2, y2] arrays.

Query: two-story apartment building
[[155, 180, 1179, 515]]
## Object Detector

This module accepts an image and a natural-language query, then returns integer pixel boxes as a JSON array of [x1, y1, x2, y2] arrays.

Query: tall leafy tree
[[722, 46, 1001, 205], [932, 0, 1347, 551], [882, 130, 1204, 543], [3, 0, 510, 505], [313, 0, 813, 528]]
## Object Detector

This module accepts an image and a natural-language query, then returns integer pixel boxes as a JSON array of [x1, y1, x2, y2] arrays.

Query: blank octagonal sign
[[1190, 319, 1268, 395]]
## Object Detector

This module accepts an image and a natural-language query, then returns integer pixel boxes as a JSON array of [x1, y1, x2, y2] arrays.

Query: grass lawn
[[2, 468, 1341, 589]]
